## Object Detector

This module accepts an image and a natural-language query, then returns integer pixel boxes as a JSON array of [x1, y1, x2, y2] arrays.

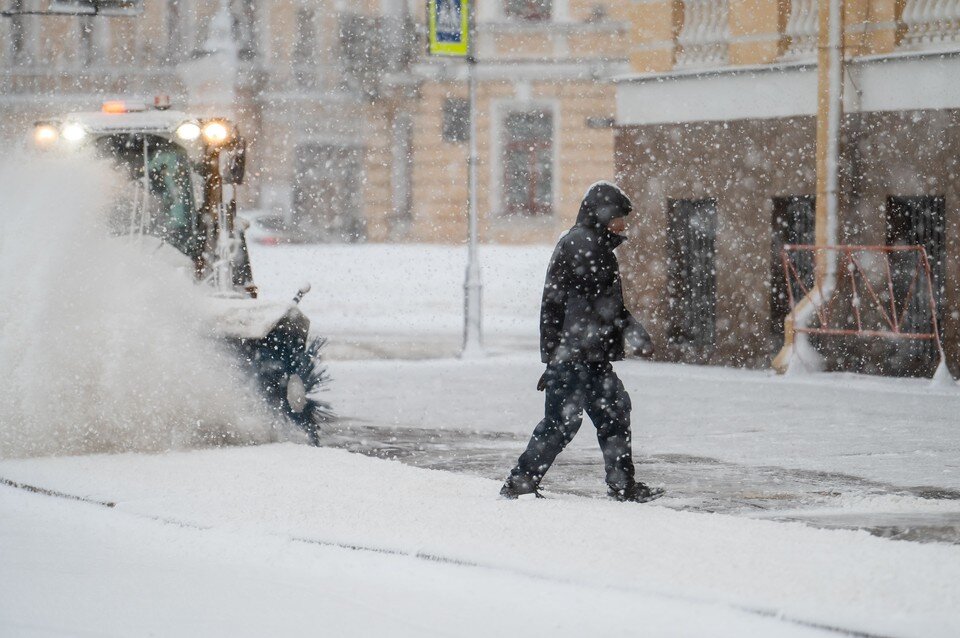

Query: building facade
[[407, 0, 631, 243], [0, 0, 410, 243], [613, 0, 960, 375], [1, 0, 633, 244]]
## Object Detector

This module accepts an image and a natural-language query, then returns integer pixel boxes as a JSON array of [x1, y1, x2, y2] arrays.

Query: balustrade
[[782, 0, 818, 60], [675, 0, 730, 68], [900, 0, 960, 49]]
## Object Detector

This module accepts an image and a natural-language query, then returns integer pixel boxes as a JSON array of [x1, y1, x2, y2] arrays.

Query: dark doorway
[[770, 196, 815, 338], [667, 198, 718, 353], [293, 143, 366, 242], [884, 195, 946, 374]]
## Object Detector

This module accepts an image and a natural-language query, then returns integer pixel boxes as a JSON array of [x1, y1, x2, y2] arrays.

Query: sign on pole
[[428, 0, 469, 57]]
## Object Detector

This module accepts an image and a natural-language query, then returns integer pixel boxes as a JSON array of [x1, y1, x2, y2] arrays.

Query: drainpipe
[[774, 0, 843, 374]]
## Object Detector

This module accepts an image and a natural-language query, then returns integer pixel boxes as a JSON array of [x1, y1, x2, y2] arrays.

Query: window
[[233, 0, 259, 60], [339, 13, 387, 97], [293, 9, 316, 64], [293, 144, 366, 243], [770, 196, 815, 337], [78, 15, 95, 66], [667, 198, 717, 348], [502, 110, 553, 216], [93, 136, 199, 259], [442, 98, 470, 144], [391, 112, 414, 226], [504, 0, 552, 21], [886, 195, 946, 372], [167, 0, 183, 62], [886, 196, 945, 303], [8, 0, 27, 65]]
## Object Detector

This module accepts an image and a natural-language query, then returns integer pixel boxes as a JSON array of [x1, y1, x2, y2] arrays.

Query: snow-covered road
[[3, 444, 958, 638], [3, 243, 960, 637], [324, 354, 960, 492]]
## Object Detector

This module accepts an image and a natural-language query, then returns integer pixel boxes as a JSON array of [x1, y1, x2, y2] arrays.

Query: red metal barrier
[[781, 244, 945, 360]]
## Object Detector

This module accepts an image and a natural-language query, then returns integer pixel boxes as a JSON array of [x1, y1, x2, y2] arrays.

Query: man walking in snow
[[500, 182, 664, 503]]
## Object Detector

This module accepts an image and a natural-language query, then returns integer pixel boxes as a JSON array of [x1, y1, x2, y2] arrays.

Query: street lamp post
[[462, 33, 483, 357], [427, 0, 483, 356]]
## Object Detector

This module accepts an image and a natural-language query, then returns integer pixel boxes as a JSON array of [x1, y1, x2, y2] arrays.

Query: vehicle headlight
[[61, 122, 87, 142], [201, 121, 230, 145], [33, 124, 59, 146], [176, 121, 201, 142]]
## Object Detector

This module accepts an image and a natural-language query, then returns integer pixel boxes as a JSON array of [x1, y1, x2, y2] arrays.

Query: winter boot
[[608, 481, 664, 503], [499, 474, 544, 499]]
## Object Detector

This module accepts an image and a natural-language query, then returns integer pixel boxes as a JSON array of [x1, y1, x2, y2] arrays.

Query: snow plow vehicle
[[31, 97, 330, 443]]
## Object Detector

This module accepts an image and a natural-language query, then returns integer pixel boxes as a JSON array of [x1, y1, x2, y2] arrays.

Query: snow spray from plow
[[0, 154, 300, 458]]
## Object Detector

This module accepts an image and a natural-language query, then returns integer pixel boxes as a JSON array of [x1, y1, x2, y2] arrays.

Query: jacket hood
[[576, 181, 633, 229]]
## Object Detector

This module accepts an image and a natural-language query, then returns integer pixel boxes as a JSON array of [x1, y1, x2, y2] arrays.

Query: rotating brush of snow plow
[[212, 288, 332, 446], [231, 315, 332, 446]]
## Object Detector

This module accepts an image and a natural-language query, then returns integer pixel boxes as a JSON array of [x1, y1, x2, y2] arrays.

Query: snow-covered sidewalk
[[2, 444, 959, 637], [251, 243, 545, 347]]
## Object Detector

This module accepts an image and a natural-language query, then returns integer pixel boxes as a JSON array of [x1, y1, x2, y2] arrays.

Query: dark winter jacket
[[540, 182, 649, 364]]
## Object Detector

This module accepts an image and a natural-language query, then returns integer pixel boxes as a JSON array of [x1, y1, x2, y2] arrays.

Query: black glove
[[624, 319, 654, 358], [537, 370, 548, 391], [637, 339, 655, 358]]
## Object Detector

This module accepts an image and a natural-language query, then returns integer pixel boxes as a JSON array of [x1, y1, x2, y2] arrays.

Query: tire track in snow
[[0, 476, 116, 508]]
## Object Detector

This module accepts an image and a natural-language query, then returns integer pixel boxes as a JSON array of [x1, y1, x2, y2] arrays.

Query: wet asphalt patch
[[323, 421, 960, 545]]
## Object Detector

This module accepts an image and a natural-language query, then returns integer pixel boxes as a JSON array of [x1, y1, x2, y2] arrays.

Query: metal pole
[[773, 0, 842, 374], [461, 2, 482, 357], [815, 0, 842, 285]]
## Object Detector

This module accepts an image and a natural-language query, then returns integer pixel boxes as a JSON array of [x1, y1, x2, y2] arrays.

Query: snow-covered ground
[[325, 355, 960, 491], [251, 243, 546, 356], [3, 242, 960, 637], [253, 243, 960, 491], [3, 445, 959, 638]]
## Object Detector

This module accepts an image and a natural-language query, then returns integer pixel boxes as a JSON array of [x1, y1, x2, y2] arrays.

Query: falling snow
[[2, 1, 960, 637]]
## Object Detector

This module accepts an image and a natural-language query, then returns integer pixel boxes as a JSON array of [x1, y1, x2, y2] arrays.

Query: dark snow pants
[[509, 362, 635, 490]]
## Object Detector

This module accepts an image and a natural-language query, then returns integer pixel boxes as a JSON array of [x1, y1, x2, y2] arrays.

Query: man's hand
[[537, 370, 548, 391], [626, 337, 654, 358], [636, 339, 655, 358], [624, 319, 655, 358]]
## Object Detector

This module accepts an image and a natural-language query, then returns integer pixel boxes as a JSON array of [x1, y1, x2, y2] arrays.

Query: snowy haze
[[0, 154, 276, 458]]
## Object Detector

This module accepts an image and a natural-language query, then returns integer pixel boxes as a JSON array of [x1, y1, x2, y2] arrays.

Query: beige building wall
[[625, 0, 924, 74], [404, 2, 630, 244], [407, 77, 620, 244]]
